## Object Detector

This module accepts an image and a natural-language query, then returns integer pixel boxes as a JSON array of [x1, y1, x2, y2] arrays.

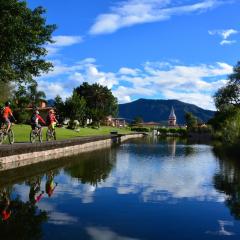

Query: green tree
[[185, 112, 198, 130], [54, 95, 65, 123], [211, 61, 240, 145], [13, 84, 30, 123], [75, 82, 118, 126], [131, 116, 143, 125], [65, 91, 86, 126], [0, 81, 13, 103], [27, 81, 46, 107], [0, 0, 56, 83], [214, 61, 240, 110]]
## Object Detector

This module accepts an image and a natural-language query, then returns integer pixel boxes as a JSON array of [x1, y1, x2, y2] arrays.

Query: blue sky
[[28, 0, 240, 110]]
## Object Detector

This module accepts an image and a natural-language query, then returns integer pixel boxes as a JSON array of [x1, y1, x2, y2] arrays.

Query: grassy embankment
[[12, 124, 132, 143]]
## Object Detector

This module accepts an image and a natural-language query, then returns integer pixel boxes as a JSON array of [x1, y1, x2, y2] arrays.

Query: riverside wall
[[0, 133, 144, 171]]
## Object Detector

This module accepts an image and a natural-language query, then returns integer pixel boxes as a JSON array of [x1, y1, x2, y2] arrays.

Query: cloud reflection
[[206, 220, 235, 236], [86, 227, 139, 240], [98, 145, 226, 203]]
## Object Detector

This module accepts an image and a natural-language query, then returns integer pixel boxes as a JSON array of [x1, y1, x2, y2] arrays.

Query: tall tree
[[211, 61, 240, 145], [54, 95, 65, 123], [27, 81, 46, 107], [75, 82, 118, 126], [0, 81, 13, 103], [65, 91, 86, 125], [185, 112, 198, 130], [214, 61, 240, 110], [0, 0, 56, 83]]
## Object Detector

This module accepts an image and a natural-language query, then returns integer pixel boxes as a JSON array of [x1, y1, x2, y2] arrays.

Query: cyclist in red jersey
[[30, 110, 46, 131], [2, 101, 15, 133], [47, 109, 57, 130]]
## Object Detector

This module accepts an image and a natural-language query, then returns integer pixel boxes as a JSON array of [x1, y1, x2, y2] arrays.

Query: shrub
[[131, 127, 150, 132], [15, 111, 30, 124], [68, 120, 80, 130]]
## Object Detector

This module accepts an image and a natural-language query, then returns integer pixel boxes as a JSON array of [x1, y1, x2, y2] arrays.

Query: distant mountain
[[47, 99, 55, 107], [118, 99, 215, 124]]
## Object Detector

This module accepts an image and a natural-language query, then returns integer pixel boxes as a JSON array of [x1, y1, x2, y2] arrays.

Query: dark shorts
[[31, 123, 42, 130], [3, 118, 10, 124]]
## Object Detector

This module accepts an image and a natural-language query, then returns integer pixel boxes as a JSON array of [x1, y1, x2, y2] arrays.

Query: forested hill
[[118, 99, 215, 124]]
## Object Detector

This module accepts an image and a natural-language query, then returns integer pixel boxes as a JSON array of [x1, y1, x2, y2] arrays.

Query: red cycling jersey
[[36, 114, 46, 125], [3, 106, 12, 119], [49, 113, 57, 123]]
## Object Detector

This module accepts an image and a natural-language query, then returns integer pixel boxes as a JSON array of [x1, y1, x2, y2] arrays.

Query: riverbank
[[0, 133, 144, 171], [12, 124, 132, 142]]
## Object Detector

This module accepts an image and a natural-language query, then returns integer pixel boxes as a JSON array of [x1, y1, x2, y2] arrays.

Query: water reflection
[[0, 139, 240, 239], [101, 139, 224, 203], [213, 147, 240, 220], [27, 176, 44, 205], [86, 227, 140, 240], [64, 148, 116, 186], [45, 171, 58, 197], [206, 220, 235, 236], [0, 186, 48, 240]]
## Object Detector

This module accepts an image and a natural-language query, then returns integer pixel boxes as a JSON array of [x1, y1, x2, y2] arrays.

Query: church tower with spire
[[168, 106, 177, 127]]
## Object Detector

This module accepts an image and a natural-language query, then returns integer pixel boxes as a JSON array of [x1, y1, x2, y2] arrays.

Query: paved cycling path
[[0, 134, 122, 157]]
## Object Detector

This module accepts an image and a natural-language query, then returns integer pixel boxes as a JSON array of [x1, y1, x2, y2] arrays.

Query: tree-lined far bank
[[54, 82, 118, 128]]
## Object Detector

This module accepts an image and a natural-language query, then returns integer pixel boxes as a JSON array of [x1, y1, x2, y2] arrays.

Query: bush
[[156, 127, 187, 136], [68, 120, 80, 130], [131, 127, 150, 132], [15, 111, 30, 124]]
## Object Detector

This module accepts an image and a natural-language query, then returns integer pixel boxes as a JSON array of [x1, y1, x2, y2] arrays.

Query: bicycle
[[0, 123, 14, 144], [30, 127, 43, 143], [46, 127, 56, 141]]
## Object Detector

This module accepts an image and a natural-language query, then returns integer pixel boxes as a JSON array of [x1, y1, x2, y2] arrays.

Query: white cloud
[[209, 28, 238, 46], [163, 90, 214, 109], [113, 85, 156, 103], [46, 35, 83, 55], [209, 29, 238, 39], [52, 35, 83, 47], [90, 0, 224, 35], [38, 58, 232, 109], [118, 67, 140, 76], [220, 39, 237, 45]]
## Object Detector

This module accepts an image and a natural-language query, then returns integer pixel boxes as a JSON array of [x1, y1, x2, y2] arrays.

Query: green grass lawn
[[12, 124, 132, 143]]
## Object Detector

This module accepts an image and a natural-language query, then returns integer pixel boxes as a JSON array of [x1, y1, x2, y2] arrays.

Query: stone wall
[[0, 133, 143, 171]]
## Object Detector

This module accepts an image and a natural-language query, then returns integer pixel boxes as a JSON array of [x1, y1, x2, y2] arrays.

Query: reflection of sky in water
[[10, 140, 240, 239], [101, 145, 225, 203]]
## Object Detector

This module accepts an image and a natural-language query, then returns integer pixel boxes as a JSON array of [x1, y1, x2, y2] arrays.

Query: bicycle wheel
[[53, 129, 56, 140], [46, 129, 52, 141], [39, 128, 43, 143], [8, 129, 14, 144], [0, 132, 4, 144], [30, 130, 36, 143]]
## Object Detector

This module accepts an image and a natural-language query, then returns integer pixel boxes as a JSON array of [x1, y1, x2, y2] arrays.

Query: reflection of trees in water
[[122, 137, 195, 158], [213, 148, 240, 219], [64, 149, 116, 186], [0, 187, 48, 240]]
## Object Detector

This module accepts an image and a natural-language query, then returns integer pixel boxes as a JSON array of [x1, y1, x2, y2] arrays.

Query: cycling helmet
[[35, 111, 39, 114], [5, 101, 10, 106]]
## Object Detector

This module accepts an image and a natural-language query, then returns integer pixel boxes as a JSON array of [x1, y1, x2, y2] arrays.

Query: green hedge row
[[131, 127, 151, 132], [156, 128, 187, 135]]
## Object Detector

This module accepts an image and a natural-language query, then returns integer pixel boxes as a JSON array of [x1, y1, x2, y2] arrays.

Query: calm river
[[0, 137, 240, 240]]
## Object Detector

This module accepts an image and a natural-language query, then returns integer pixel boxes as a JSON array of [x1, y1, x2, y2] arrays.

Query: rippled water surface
[[1, 137, 240, 240]]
